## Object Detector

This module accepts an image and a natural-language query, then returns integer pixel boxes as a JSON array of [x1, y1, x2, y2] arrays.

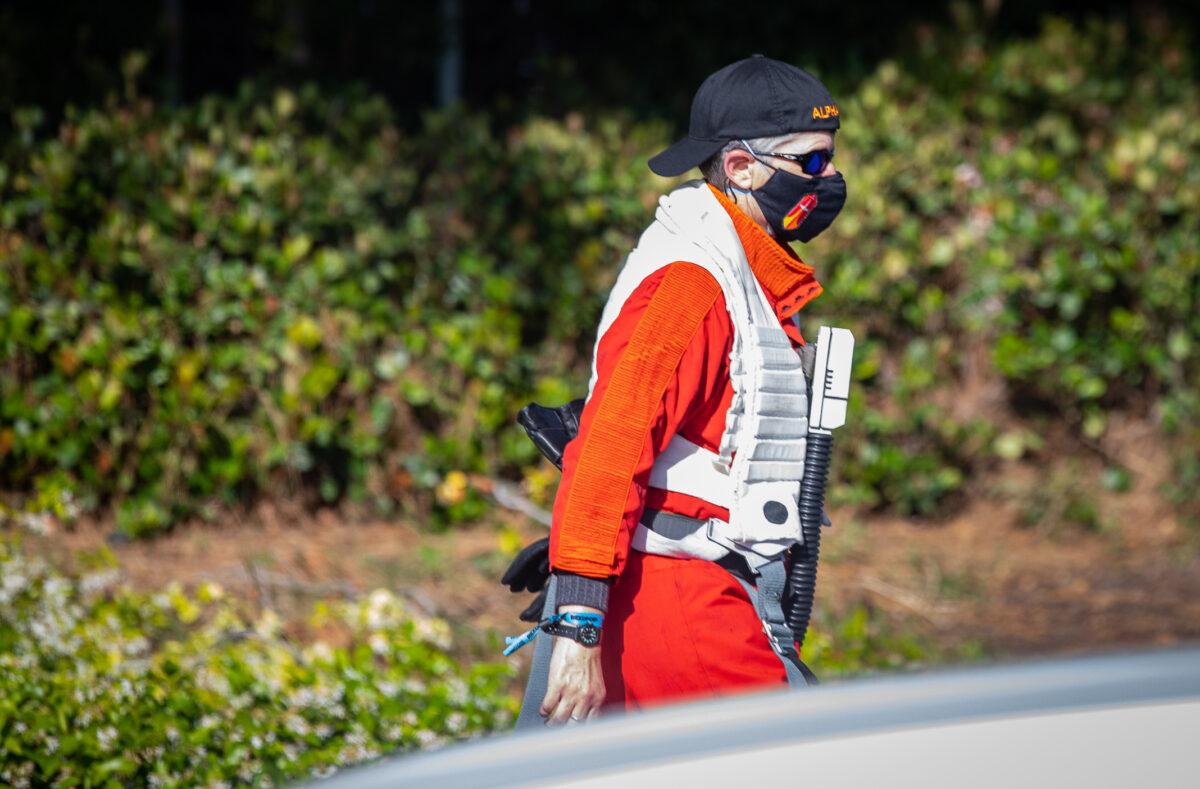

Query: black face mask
[[730, 162, 847, 243]]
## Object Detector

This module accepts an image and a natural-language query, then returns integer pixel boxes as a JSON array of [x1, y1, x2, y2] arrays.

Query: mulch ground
[[15, 414, 1200, 663]]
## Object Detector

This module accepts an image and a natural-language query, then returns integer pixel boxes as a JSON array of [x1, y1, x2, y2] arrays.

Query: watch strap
[[503, 611, 604, 655]]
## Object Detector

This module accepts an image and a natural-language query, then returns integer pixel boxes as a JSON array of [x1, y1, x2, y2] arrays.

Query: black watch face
[[577, 624, 601, 647]]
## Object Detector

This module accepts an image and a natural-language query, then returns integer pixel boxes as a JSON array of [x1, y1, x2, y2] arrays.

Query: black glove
[[501, 537, 550, 594], [508, 401, 582, 624], [516, 399, 585, 470], [502, 537, 551, 623], [518, 589, 548, 623]]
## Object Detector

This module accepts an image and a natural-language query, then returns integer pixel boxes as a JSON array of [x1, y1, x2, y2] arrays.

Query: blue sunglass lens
[[802, 151, 828, 175]]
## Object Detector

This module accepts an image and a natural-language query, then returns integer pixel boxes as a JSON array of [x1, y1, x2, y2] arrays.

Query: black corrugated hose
[[787, 431, 832, 650]]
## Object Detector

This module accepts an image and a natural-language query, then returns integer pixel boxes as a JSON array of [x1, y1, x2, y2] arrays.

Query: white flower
[[0, 570, 29, 605], [196, 669, 231, 696], [122, 636, 150, 657], [17, 511, 53, 536], [446, 678, 468, 705], [412, 616, 452, 649], [43, 576, 71, 602], [96, 726, 118, 751], [80, 569, 121, 596], [238, 762, 261, 782], [255, 609, 282, 638], [60, 490, 82, 519], [953, 162, 983, 189], [374, 349, 411, 380], [364, 589, 397, 630], [285, 715, 310, 737], [306, 642, 334, 662]]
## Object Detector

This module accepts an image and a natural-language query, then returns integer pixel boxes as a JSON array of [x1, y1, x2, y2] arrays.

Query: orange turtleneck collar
[[708, 183, 823, 321]]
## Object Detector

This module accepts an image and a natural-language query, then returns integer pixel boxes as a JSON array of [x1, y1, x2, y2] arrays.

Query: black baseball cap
[[648, 54, 841, 177]]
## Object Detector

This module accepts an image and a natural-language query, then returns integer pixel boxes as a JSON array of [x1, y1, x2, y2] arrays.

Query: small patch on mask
[[783, 194, 818, 230]]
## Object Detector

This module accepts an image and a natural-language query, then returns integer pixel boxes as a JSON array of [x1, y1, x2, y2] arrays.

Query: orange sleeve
[[549, 261, 730, 579]]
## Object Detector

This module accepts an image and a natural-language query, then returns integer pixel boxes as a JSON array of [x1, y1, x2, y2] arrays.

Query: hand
[[540, 605, 605, 726]]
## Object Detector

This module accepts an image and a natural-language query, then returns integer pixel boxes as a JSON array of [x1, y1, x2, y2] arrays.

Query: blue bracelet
[[503, 612, 604, 656]]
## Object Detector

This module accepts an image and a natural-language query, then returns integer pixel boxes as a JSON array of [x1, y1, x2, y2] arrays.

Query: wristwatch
[[503, 611, 603, 655], [543, 612, 603, 647]]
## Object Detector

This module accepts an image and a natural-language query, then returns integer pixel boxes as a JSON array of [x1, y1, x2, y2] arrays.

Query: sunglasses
[[742, 141, 835, 176]]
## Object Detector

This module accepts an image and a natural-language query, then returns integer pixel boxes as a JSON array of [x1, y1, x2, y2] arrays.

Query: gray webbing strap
[[514, 519, 810, 724], [734, 558, 813, 689], [643, 508, 813, 687], [515, 575, 557, 730], [641, 508, 709, 540]]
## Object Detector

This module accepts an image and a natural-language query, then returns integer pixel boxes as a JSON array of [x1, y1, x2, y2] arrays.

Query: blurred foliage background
[[1, 1, 1199, 785], [3, 4, 1196, 534]]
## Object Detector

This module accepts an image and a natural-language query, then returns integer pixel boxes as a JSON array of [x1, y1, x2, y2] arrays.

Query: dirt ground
[[16, 414, 1200, 663]]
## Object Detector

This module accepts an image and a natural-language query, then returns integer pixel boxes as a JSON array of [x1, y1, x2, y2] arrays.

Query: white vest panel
[[589, 181, 811, 568]]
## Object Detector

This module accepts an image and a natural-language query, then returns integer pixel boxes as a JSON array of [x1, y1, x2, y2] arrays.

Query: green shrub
[[0, 538, 514, 787], [801, 605, 979, 677], [2, 13, 1197, 533], [812, 13, 1199, 512], [0, 85, 668, 534]]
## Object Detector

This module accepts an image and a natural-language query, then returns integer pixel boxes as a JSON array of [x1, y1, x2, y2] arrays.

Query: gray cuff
[[553, 571, 611, 612]]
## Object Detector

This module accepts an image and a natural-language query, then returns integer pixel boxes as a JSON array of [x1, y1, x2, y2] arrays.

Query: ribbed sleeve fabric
[[553, 571, 612, 612], [549, 262, 726, 579]]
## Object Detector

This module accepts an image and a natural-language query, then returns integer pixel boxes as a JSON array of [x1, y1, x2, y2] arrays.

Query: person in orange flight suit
[[538, 55, 848, 724]]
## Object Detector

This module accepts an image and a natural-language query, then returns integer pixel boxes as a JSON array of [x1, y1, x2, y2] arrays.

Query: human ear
[[724, 148, 756, 190]]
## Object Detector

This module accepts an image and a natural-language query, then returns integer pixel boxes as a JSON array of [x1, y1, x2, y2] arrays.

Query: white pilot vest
[[587, 181, 810, 570]]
